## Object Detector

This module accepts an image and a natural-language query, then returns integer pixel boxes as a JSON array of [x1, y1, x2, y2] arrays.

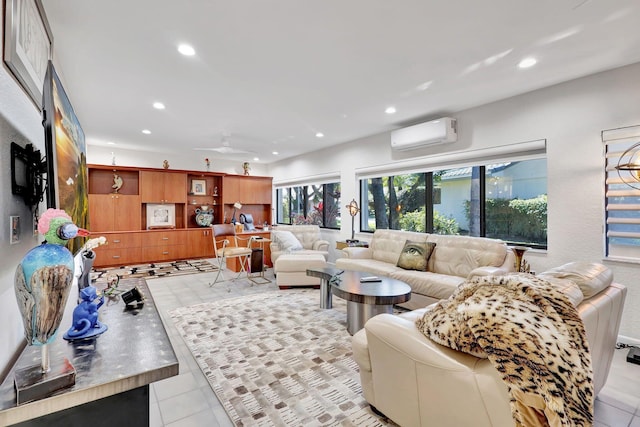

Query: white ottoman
[[275, 253, 327, 289]]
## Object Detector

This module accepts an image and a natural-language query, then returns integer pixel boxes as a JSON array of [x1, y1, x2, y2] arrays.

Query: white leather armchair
[[270, 224, 330, 265], [352, 279, 627, 426]]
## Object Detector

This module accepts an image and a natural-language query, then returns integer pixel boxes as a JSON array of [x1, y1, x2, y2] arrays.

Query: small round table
[[306, 268, 411, 335]]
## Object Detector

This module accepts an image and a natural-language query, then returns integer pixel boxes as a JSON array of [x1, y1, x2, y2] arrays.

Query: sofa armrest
[[270, 242, 282, 252], [365, 313, 484, 370], [362, 313, 511, 426], [468, 266, 508, 278], [341, 247, 373, 259], [312, 239, 330, 252]]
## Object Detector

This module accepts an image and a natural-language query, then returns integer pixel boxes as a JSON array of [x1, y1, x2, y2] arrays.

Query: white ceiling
[[40, 0, 640, 164]]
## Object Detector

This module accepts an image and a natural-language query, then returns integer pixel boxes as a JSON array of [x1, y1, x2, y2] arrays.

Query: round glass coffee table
[[306, 268, 411, 335]]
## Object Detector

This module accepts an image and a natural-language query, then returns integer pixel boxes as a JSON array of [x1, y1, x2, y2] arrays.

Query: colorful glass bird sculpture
[[14, 208, 89, 348]]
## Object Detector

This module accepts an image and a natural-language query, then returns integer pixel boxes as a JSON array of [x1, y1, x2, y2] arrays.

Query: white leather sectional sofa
[[335, 229, 516, 309], [352, 262, 626, 426]]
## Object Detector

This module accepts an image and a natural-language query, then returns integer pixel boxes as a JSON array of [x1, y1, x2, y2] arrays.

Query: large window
[[604, 125, 640, 260], [276, 182, 341, 229], [360, 158, 547, 248]]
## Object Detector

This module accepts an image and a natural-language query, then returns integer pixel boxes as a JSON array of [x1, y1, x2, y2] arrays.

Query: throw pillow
[[271, 230, 303, 251], [396, 240, 436, 271]]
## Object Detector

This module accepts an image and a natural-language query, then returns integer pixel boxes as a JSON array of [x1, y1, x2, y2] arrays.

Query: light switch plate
[[10, 215, 20, 244]]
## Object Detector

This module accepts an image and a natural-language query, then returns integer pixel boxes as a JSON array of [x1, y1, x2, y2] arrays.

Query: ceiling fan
[[193, 134, 253, 154]]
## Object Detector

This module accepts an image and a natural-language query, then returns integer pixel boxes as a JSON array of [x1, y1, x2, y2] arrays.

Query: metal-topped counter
[[0, 278, 179, 426]]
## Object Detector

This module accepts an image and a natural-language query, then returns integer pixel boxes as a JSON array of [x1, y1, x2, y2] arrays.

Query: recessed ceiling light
[[142, 129, 151, 134], [415, 81, 433, 91], [315, 132, 324, 138], [153, 102, 165, 110], [106, 141, 115, 145], [518, 57, 537, 69], [385, 106, 397, 114], [253, 157, 259, 161], [272, 151, 279, 155], [178, 44, 195, 56]]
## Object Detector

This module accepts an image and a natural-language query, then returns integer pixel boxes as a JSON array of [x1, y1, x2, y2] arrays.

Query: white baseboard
[[617, 335, 640, 346]]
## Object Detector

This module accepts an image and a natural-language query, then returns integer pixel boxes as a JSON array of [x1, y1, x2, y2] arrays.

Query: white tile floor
[[145, 266, 640, 426]]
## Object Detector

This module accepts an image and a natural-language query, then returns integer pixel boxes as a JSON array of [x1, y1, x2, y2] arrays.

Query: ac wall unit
[[391, 117, 457, 151]]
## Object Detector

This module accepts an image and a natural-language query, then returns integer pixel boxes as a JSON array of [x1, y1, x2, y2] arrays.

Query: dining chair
[[210, 223, 252, 286]]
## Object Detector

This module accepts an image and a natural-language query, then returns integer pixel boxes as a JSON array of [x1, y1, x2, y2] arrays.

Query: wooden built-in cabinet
[[88, 194, 141, 231], [87, 165, 272, 267], [140, 171, 187, 203], [141, 230, 188, 262], [222, 174, 273, 226], [186, 228, 214, 258], [186, 173, 223, 228], [92, 232, 142, 267]]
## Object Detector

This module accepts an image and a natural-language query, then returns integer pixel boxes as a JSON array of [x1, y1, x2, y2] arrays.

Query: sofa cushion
[[370, 229, 429, 264], [396, 240, 436, 271], [271, 230, 303, 251], [426, 234, 508, 278], [537, 262, 613, 299], [390, 269, 466, 301], [335, 258, 402, 277]]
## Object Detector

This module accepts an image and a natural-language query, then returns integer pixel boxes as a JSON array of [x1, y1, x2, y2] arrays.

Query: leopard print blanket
[[416, 273, 593, 427]]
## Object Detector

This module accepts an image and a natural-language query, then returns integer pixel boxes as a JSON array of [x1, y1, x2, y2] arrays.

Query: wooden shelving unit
[[87, 165, 272, 267]]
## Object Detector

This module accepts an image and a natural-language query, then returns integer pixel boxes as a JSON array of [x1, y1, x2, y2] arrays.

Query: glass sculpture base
[[14, 358, 76, 405]]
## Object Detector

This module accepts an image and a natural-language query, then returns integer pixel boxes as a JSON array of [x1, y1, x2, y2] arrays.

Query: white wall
[[0, 50, 47, 372], [268, 62, 640, 340], [87, 145, 269, 177]]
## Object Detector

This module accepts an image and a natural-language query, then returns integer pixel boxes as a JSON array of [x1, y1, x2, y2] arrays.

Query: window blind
[[603, 125, 640, 260]]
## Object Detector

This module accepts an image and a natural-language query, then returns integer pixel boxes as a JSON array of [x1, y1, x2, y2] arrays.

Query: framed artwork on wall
[[147, 204, 176, 229], [191, 179, 206, 195], [42, 61, 89, 254], [3, 0, 53, 109]]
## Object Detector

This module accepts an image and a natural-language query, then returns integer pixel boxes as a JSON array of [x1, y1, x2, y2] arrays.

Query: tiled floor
[[146, 265, 640, 426]]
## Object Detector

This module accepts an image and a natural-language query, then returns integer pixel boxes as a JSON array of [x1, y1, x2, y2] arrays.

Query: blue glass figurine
[[14, 208, 89, 347], [14, 208, 89, 374], [64, 285, 108, 340]]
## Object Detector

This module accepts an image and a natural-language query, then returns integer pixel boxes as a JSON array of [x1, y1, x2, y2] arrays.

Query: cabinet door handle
[[112, 255, 121, 259], [163, 251, 169, 255], [162, 237, 169, 240], [113, 239, 121, 243]]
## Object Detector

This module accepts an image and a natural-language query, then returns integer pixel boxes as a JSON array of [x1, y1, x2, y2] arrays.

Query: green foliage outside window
[[399, 207, 460, 234], [465, 194, 547, 244]]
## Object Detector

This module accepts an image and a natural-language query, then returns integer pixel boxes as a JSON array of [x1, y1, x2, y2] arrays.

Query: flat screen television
[[42, 60, 89, 253]]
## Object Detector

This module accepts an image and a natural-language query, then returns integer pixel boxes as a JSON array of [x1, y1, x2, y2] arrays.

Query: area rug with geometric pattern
[[91, 258, 217, 285], [170, 289, 395, 426]]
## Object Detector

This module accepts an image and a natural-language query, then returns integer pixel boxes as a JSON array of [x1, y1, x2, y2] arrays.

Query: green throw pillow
[[396, 240, 436, 271]]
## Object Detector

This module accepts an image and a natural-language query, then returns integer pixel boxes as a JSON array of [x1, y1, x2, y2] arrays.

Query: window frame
[[276, 181, 341, 229], [357, 154, 548, 250]]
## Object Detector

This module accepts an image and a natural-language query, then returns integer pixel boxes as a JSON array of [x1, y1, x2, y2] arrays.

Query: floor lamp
[[346, 199, 360, 243]]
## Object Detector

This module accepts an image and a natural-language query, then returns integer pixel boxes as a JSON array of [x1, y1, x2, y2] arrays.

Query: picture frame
[[3, 0, 53, 109], [147, 204, 176, 229], [191, 179, 206, 195], [42, 61, 88, 254], [10, 216, 20, 245]]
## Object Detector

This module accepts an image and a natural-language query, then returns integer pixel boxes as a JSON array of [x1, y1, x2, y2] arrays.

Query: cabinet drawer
[[103, 233, 142, 249], [141, 230, 186, 247], [94, 247, 141, 267], [142, 245, 187, 261]]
